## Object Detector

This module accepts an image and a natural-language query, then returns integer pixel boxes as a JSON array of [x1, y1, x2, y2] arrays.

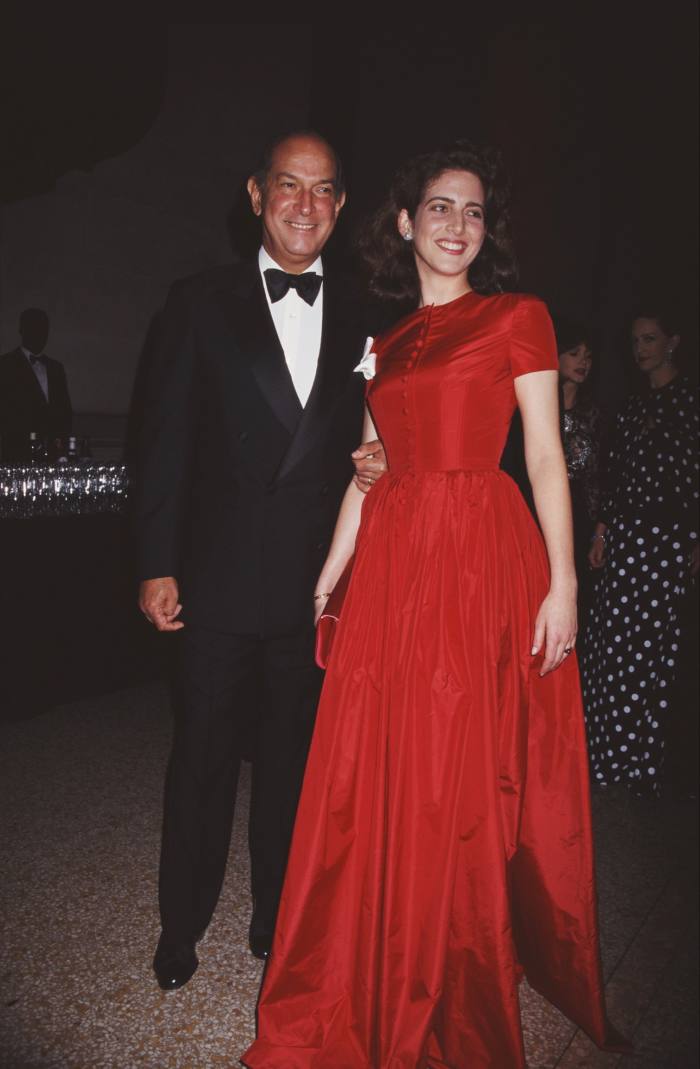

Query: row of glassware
[[0, 464, 129, 519]]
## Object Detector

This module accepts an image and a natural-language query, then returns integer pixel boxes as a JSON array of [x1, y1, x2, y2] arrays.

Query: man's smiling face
[[247, 135, 345, 273]]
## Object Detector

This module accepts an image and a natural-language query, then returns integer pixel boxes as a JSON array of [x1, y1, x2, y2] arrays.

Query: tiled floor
[[0, 682, 696, 1068]]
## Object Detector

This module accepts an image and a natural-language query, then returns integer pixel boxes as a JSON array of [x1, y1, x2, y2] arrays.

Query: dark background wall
[[0, 21, 311, 423], [0, 12, 696, 427], [311, 11, 697, 398]]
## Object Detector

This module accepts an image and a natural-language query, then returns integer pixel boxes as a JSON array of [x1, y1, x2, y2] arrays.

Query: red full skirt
[[243, 470, 627, 1068]]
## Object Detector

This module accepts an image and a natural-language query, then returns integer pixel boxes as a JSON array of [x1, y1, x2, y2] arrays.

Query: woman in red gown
[[243, 143, 627, 1068]]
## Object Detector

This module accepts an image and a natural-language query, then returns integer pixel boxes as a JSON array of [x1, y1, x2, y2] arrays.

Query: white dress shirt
[[258, 247, 323, 407], [22, 347, 49, 400]]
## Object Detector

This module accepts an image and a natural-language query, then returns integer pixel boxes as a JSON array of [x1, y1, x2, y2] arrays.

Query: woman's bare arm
[[515, 369, 577, 674], [314, 407, 379, 620]]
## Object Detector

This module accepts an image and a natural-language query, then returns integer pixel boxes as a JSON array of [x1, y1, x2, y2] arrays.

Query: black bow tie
[[264, 268, 323, 306]]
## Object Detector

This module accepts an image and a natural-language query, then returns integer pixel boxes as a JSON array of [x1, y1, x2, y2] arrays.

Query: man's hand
[[352, 439, 387, 494], [139, 577, 184, 632]]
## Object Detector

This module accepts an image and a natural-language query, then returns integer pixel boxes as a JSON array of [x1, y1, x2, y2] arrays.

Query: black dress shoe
[[248, 911, 273, 960], [153, 934, 198, 990], [249, 930, 272, 960]]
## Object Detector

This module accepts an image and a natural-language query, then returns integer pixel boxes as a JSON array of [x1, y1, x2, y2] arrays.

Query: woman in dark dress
[[243, 142, 627, 1068], [582, 309, 699, 796], [554, 319, 604, 628]]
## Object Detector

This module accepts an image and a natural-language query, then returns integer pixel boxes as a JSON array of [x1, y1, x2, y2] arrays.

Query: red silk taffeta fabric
[[243, 293, 628, 1068]]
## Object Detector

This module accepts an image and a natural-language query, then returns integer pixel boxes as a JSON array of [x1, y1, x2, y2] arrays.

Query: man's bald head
[[252, 130, 345, 200]]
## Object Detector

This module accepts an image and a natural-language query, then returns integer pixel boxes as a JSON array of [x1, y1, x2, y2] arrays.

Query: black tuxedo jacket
[[0, 347, 73, 460], [132, 261, 368, 636]]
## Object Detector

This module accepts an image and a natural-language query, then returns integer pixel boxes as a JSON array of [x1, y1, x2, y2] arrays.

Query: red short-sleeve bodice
[[368, 290, 557, 474]]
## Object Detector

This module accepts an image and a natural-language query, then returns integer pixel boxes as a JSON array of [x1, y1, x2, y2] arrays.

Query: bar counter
[[0, 464, 163, 719]]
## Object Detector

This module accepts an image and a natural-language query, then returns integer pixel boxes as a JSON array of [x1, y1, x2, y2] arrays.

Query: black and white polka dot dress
[[562, 400, 605, 629], [582, 375, 698, 796]]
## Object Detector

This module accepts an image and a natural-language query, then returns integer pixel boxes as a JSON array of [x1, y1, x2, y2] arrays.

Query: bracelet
[[313, 592, 332, 602], [591, 533, 606, 544]]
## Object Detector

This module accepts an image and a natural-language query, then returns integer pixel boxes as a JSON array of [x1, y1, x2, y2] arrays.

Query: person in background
[[583, 307, 698, 796], [0, 308, 73, 462], [555, 317, 604, 627]]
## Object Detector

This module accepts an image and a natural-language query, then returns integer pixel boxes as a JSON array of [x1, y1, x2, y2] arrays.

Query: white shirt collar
[[258, 246, 323, 278], [22, 347, 45, 360]]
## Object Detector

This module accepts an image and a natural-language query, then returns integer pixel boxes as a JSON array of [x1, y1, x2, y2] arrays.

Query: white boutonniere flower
[[354, 336, 377, 380]]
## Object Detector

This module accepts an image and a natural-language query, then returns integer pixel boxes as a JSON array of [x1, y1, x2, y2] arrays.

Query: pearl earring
[[403, 231, 412, 241]]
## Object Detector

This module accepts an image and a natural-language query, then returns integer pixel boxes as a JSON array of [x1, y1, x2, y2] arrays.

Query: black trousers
[[158, 624, 322, 942]]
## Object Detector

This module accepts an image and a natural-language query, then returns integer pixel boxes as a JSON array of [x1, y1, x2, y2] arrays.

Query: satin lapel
[[215, 264, 302, 437], [276, 274, 362, 481]]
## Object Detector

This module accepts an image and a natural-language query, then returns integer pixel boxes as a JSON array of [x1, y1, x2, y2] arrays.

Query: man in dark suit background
[[0, 308, 73, 461], [133, 131, 384, 990]]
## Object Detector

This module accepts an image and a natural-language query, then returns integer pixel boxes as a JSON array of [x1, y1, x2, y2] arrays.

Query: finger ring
[[564, 646, 572, 655]]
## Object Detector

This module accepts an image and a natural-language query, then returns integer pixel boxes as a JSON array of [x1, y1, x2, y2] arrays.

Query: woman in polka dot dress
[[582, 309, 699, 795]]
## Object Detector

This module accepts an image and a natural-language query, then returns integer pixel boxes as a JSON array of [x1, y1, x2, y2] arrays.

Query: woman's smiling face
[[399, 169, 486, 288]]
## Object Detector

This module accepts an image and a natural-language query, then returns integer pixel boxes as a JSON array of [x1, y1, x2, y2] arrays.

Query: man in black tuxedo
[[0, 308, 73, 461], [134, 132, 383, 990]]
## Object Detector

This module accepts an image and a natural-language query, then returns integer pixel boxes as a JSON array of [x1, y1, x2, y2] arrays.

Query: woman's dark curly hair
[[359, 140, 518, 304]]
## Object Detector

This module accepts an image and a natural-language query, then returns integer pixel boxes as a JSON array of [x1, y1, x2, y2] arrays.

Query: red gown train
[[243, 292, 628, 1068]]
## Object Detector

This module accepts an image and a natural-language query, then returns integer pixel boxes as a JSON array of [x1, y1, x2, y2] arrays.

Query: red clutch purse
[[315, 556, 354, 669]]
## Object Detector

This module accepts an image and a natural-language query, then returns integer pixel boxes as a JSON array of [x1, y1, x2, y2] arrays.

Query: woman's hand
[[531, 588, 578, 676], [588, 524, 608, 569], [352, 439, 387, 493]]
